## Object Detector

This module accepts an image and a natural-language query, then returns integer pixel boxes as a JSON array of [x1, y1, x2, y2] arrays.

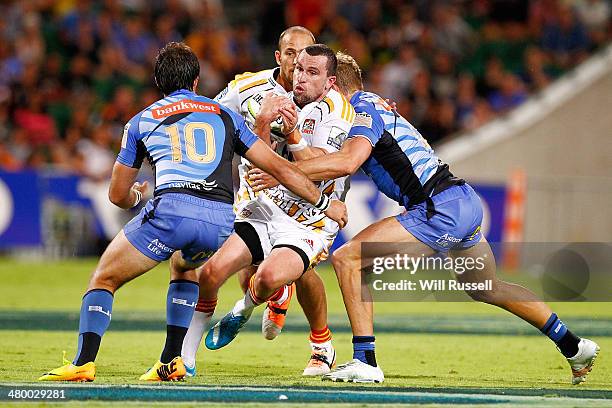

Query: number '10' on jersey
[[117, 89, 258, 204]]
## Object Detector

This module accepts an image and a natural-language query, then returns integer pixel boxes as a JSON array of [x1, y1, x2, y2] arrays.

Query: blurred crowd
[[0, 0, 610, 175]]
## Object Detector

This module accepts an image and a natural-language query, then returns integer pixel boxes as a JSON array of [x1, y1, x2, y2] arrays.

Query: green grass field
[[0, 258, 610, 406]]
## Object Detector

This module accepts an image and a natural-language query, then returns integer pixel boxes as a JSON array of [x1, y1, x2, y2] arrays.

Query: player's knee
[[88, 270, 120, 293], [332, 242, 359, 272], [198, 260, 222, 290], [253, 266, 278, 292], [465, 279, 501, 304]]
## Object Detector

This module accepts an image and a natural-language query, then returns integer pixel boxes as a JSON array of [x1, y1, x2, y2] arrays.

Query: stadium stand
[[0, 0, 610, 174]]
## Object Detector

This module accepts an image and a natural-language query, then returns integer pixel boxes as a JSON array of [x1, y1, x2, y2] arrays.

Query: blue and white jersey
[[117, 89, 258, 204], [348, 91, 441, 208]]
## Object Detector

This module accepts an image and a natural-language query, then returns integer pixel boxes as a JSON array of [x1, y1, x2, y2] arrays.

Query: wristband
[[287, 137, 308, 152], [286, 128, 302, 145], [314, 194, 331, 211], [283, 123, 298, 136], [131, 188, 142, 208]]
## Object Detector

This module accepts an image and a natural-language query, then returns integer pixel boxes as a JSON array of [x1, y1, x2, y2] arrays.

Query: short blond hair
[[335, 52, 363, 95]]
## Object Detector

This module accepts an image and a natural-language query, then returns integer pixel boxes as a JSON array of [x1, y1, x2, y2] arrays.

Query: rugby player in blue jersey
[[249, 52, 599, 384], [38, 42, 347, 382]]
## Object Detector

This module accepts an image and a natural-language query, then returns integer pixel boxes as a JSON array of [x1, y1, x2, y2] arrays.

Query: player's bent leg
[[238, 266, 256, 294], [261, 263, 306, 342], [324, 216, 432, 383], [87, 229, 160, 293], [295, 268, 328, 334], [254, 247, 307, 298], [262, 281, 295, 340], [294, 269, 336, 376], [186, 233, 254, 358], [450, 238, 552, 327], [206, 247, 304, 350], [199, 233, 256, 302], [332, 216, 432, 335], [450, 237, 599, 384], [259, 249, 313, 341], [40, 230, 159, 382]]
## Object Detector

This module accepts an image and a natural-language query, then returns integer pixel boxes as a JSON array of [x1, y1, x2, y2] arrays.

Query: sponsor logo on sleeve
[[152, 100, 220, 118], [354, 112, 373, 128], [121, 122, 130, 149], [327, 127, 348, 150]]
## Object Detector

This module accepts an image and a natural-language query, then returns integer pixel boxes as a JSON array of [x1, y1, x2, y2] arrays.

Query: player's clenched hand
[[130, 181, 149, 207], [248, 167, 280, 191], [132, 181, 149, 195], [258, 93, 291, 123], [325, 200, 348, 229], [279, 103, 298, 135]]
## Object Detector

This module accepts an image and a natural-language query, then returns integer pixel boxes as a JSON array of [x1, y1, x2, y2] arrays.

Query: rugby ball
[[246, 92, 286, 141]]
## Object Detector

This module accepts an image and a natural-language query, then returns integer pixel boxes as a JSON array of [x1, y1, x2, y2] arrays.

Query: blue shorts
[[397, 183, 483, 253], [124, 193, 234, 263]]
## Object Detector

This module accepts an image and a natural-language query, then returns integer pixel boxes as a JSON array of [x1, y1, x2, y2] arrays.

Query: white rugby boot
[[322, 359, 384, 383], [302, 341, 336, 376], [567, 338, 600, 385]]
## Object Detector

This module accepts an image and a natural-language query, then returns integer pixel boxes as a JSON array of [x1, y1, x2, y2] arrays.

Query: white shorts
[[234, 194, 332, 271]]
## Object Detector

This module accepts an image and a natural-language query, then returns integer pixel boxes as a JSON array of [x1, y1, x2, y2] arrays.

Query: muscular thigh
[[342, 216, 435, 267], [89, 230, 159, 291], [449, 236, 497, 284], [258, 246, 308, 284]]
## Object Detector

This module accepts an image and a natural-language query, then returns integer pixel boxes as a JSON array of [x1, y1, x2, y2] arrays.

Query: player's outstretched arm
[[298, 136, 372, 180], [248, 136, 372, 191], [108, 161, 149, 209], [244, 140, 348, 228]]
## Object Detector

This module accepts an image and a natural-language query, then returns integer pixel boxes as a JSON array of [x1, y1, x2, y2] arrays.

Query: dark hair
[[277, 26, 316, 50], [154, 42, 199, 95], [303, 44, 337, 76]]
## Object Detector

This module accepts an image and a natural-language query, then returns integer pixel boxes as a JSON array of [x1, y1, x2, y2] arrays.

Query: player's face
[[292, 51, 336, 107], [275, 33, 314, 88]]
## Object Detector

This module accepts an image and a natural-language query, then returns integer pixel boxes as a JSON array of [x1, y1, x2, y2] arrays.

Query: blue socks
[[74, 289, 113, 365], [72, 281, 199, 366], [160, 279, 199, 363], [353, 336, 377, 367], [541, 313, 567, 342], [541, 313, 580, 358]]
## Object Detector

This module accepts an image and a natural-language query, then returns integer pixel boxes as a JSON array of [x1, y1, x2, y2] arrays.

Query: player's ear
[[193, 77, 199, 92], [326, 76, 337, 91], [275, 50, 281, 66]]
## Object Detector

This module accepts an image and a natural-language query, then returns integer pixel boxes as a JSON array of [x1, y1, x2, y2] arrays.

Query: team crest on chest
[[302, 119, 316, 135]]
